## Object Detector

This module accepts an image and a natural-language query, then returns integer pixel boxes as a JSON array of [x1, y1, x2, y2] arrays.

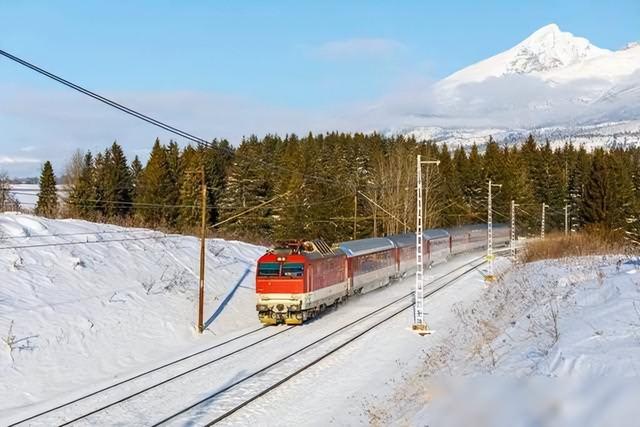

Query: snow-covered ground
[[0, 213, 264, 417], [372, 255, 640, 426], [3, 213, 639, 426]]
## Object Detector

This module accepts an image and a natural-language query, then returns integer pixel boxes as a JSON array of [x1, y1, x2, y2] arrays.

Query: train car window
[[282, 262, 304, 277], [258, 262, 281, 276]]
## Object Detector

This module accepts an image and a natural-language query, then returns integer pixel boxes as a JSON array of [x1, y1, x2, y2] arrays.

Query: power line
[[0, 49, 212, 147], [0, 49, 372, 191], [0, 229, 163, 240], [0, 234, 182, 251], [9, 191, 351, 211]]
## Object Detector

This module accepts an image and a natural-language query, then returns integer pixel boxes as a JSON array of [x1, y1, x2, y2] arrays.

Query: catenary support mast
[[414, 155, 439, 333], [486, 180, 501, 281], [510, 199, 519, 258], [541, 203, 549, 239]]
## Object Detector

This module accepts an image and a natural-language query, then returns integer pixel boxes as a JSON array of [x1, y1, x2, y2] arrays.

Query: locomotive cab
[[256, 242, 308, 325]]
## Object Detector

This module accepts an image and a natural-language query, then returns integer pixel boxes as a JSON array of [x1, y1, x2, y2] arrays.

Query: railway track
[[9, 255, 487, 426], [156, 257, 487, 426], [7, 325, 293, 426]]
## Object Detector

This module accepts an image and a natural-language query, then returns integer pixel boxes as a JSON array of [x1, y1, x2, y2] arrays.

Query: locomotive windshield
[[282, 262, 304, 277], [258, 262, 280, 276], [257, 262, 304, 277]]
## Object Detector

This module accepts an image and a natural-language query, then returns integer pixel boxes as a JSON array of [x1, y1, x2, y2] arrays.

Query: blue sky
[[1, 0, 639, 176]]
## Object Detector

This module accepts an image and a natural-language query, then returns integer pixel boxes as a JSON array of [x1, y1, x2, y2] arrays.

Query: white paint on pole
[[510, 199, 519, 258], [487, 180, 501, 280], [541, 203, 549, 239], [414, 155, 439, 332], [415, 154, 424, 327]]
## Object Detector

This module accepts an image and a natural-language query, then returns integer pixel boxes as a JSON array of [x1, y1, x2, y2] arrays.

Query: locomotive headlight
[[256, 304, 269, 312], [288, 304, 300, 311]]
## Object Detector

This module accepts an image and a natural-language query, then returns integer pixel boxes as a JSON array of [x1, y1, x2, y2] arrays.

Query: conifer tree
[[93, 152, 107, 216], [177, 146, 203, 230], [202, 139, 234, 227], [103, 142, 133, 217], [130, 155, 143, 201], [136, 139, 174, 226], [606, 148, 636, 229], [272, 134, 309, 240], [582, 148, 609, 225], [163, 141, 181, 226], [66, 151, 96, 219], [461, 143, 485, 219], [36, 161, 58, 217], [437, 144, 465, 227], [218, 136, 273, 239], [568, 146, 591, 229]]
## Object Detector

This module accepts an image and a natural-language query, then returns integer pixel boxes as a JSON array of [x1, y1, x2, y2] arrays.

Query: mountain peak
[[528, 23, 561, 38], [441, 24, 609, 86], [507, 24, 607, 74]]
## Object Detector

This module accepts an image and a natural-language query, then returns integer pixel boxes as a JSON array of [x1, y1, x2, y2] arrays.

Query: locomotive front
[[255, 242, 307, 325]]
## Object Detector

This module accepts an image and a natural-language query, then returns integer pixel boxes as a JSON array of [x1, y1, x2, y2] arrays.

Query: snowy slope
[[0, 213, 264, 413], [397, 24, 640, 147], [364, 255, 640, 426]]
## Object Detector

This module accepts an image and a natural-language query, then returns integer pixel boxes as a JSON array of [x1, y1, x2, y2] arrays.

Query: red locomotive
[[255, 224, 509, 325]]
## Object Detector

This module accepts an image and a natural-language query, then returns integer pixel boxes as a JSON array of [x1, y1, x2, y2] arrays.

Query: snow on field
[[3, 213, 638, 426], [0, 213, 264, 415], [371, 255, 640, 426]]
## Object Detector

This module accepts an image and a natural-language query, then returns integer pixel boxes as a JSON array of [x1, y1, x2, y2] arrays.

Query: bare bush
[[521, 229, 631, 263], [3, 320, 37, 362], [0, 171, 21, 212]]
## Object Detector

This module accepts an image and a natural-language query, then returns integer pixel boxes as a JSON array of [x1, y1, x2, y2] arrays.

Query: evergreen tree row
[[43, 133, 640, 245]]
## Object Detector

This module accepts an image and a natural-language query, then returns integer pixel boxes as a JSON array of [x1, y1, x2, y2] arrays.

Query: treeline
[[33, 133, 640, 245]]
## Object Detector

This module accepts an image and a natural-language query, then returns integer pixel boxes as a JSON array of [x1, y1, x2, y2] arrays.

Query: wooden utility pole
[[198, 166, 207, 333]]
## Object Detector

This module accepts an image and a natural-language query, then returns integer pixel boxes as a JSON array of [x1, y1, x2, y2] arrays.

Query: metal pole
[[488, 180, 493, 260], [414, 156, 439, 333], [510, 199, 519, 258], [487, 180, 501, 280], [198, 166, 207, 333], [415, 155, 424, 328], [541, 203, 549, 239]]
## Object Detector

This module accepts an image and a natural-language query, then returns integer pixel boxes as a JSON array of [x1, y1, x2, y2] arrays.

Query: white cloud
[[314, 38, 407, 60], [0, 156, 41, 164]]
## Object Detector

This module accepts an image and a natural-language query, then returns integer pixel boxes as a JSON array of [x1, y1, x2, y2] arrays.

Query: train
[[255, 224, 510, 325]]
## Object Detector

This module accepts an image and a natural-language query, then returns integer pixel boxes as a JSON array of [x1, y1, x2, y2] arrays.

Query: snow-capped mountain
[[441, 24, 610, 87], [397, 24, 640, 147]]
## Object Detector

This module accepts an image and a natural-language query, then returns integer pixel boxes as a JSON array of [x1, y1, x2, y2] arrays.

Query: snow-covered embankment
[[0, 213, 264, 416]]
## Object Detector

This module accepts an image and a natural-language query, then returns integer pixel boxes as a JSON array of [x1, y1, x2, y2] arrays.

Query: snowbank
[[0, 213, 265, 414], [372, 255, 640, 426]]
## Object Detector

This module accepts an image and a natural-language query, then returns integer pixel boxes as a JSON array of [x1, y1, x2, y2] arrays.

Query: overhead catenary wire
[[210, 191, 292, 229], [9, 191, 350, 212], [0, 49, 372, 192], [0, 49, 211, 147]]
